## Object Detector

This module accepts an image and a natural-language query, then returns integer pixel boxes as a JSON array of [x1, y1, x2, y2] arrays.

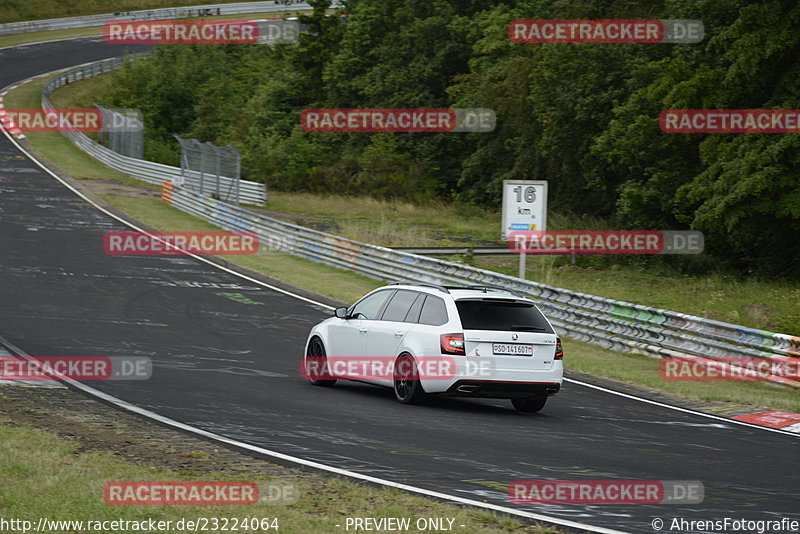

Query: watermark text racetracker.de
[[0, 517, 280, 533], [300, 108, 496, 133], [661, 110, 800, 133], [509, 19, 703, 43], [509, 480, 704, 505], [103, 19, 300, 45], [302, 355, 497, 382], [660, 357, 800, 381], [104, 481, 297, 505], [0, 108, 141, 133], [508, 230, 704, 255], [105, 20, 258, 44], [104, 231, 258, 256], [0, 356, 151, 381]]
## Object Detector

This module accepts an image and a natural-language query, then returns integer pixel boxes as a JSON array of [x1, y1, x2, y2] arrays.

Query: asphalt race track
[[1, 39, 798, 534]]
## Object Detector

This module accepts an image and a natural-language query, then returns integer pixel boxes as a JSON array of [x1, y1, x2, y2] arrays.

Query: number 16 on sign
[[502, 180, 548, 280]]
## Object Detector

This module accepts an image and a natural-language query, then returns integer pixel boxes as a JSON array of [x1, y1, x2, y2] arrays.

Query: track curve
[[1, 38, 798, 534]]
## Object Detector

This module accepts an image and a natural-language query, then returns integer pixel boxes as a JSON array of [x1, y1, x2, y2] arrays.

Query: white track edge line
[[0, 73, 332, 310], [0, 335, 626, 534], [0, 54, 795, 533], [2, 85, 796, 440], [562, 378, 798, 437], [0, 66, 633, 534]]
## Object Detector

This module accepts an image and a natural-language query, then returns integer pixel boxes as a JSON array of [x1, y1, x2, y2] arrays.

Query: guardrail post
[[215, 148, 221, 200]]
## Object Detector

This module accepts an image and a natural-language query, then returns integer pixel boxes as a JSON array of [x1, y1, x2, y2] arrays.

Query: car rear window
[[418, 295, 448, 326], [455, 299, 553, 332]]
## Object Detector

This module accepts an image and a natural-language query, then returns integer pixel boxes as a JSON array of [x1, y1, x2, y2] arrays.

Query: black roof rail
[[390, 281, 450, 294], [445, 284, 525, 298]]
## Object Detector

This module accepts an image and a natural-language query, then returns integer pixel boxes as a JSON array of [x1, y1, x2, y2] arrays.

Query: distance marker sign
[[502, 180, 547, 240]]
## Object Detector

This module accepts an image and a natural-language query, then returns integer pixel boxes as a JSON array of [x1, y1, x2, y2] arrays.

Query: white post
[[518, 251, 526, 280]]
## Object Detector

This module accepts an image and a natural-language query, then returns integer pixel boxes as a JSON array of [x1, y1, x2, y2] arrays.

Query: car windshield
[[455, 299, 553, 333]]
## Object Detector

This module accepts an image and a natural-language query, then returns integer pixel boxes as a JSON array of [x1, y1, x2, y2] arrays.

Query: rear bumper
[[442, 380, 561, 399]]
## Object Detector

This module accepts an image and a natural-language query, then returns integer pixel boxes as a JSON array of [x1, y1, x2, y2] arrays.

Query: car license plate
[[492, 343, 533, 356]]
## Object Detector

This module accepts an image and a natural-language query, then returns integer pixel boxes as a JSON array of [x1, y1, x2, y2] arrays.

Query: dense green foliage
[[103, 0, 800, 275]]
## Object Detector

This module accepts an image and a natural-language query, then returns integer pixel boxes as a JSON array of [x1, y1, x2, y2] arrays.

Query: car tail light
[[555, 338, 564, 360], [440, 333, 465, 355]]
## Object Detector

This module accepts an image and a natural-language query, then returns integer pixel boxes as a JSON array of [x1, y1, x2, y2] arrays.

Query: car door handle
[[394, 331, 404, 337], [359, 328, 368, 333]]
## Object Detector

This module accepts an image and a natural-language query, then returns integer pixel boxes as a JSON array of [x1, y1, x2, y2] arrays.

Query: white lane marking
[[0, 343, 63, 387], [2, 66, 799, 441], [0, 336, 627, 534], [0, 51, 796, 534], [0, 75, 331, 311], [563, 378, 799, 437]]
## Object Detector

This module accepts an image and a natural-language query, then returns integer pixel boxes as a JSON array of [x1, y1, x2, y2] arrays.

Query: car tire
[[393, 354, 427, 404], [511, 396, 547, 413], [305, 337, 336, 387]]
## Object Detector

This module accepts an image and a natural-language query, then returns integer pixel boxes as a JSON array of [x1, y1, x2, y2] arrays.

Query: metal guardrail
[[397, 246, 514, 256], [25, 36, 798, 379], [95, 103, 144, 159], [0, 1, 341, 36], [175, 134, 242, 206], [163, 185, 800, 382], [41, 56, 268, 206]]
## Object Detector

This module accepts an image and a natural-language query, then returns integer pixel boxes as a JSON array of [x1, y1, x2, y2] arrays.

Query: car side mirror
[[334, 307, 348, 319]]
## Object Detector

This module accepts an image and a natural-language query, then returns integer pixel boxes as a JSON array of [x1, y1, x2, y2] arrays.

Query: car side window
[[350, 290, 394, 320], [418, 295, 448, 326], [380, 290, 420, 322], [403, 293, 425, 323]]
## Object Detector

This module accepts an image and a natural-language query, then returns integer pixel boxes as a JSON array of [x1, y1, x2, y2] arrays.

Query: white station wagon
[[303, 283, 563, 412]]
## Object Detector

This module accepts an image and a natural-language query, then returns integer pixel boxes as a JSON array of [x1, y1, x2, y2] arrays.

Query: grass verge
[[231, 188, 800, 334], [561, 338, 800, 413], [3, 73, 152, 187], [4, 58, 800, 414], [25, 59, 800, 335], [0, 392, 558, 534], [470, 256, 800, 335]]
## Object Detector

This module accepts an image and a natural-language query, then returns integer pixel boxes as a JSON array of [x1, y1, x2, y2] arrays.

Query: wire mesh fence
[[174, 135, 241, 206], [94, 103, 144, 158], [40, 56, 267, 205]]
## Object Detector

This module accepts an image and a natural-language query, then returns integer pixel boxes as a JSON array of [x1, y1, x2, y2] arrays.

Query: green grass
[[83, 198, 800, 413], [4, 74, 153, 187], [263, 191, 800, 335], [266, 191, 500, 247], [48, 68, 117, 109], [562, 338, 800, 412], [6, 59, 800, 414], [471, 256, 800, 335], [40, 74, 799, 335], [103, 195, 219, 231], [6, 0, 797, 338], [0, 424, 556, 534]]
